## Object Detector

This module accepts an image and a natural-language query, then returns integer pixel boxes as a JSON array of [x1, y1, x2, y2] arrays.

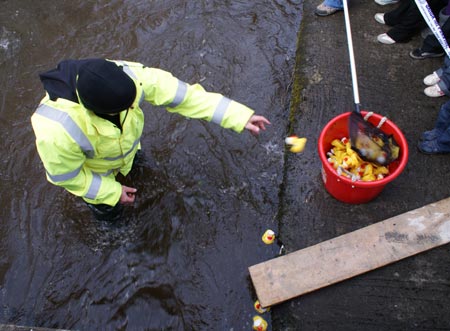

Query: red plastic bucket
[[318, 111, 409, 204]]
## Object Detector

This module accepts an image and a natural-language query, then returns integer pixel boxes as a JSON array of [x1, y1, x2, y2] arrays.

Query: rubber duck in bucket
[[327, 137, 390, 182]]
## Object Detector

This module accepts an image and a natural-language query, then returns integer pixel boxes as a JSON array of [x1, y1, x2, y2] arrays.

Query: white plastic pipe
[[342, 0, 361, 111]]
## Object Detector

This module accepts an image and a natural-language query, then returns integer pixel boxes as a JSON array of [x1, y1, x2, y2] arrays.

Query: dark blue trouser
[[437, 56, 450, 96], [433, 99, 450, 151]]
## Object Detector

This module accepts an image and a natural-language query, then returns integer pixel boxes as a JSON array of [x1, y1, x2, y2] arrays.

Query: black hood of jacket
[[39, 58, 100, 103]]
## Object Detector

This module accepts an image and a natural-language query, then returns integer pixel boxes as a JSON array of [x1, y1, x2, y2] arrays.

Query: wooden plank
[[249, 197, 450, 307]]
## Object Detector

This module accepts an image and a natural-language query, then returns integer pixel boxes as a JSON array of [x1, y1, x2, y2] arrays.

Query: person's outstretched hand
[[245, 115, 271, 136], [120, 185, 137, 205]]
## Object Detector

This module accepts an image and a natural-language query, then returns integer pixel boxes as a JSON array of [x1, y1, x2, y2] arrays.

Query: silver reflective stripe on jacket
[[85, 172, 102, 200], [103, 138, 140, 161], [116, 61, 146, 106], [211, 96, 231, 125], [116, 61, 137, 80], [167, 80, 188, 107], [35, 104, 95, 158], [46, 166, 82, 182]]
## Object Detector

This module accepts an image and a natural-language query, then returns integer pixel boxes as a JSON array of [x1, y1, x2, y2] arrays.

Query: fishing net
[[348, 111, 400, 166]]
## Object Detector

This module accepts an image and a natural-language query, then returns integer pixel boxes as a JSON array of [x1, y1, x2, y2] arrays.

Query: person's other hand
[[120, 185, 137, 205], [245, 115, 271, 136]]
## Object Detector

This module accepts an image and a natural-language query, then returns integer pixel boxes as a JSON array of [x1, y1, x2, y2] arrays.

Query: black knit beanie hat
[[77, 59, 136, 114]]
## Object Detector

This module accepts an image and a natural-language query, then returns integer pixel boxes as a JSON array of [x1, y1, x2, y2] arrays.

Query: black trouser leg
[[422, 18, 450, 53], [86, 202, 124, 222]]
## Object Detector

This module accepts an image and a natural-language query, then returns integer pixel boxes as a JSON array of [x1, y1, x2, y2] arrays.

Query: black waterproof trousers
[[384, 0, 447, 42], [85, 150, 145, 222], [421, 16, 450, 53]]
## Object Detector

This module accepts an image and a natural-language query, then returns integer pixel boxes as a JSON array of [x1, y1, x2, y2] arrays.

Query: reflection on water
[[0, 27, 21, 66], [0, 0, 302, 329]]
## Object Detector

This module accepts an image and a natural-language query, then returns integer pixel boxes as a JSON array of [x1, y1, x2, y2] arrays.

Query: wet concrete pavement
[[272, 1, 450, 330]]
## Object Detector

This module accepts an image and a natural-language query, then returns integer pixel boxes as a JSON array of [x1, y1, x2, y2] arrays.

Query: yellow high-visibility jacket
[[31, 60, 254, 206]]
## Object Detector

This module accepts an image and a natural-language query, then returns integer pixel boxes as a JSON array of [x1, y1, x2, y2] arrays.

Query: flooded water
[[0, 1, 302, 330]]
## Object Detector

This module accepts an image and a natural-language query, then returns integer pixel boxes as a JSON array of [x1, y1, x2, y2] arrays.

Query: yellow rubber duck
[[361, 163, 374, 177], [331, 139, 346, 150], [328, 138, 390, 182], [285, 135, 307, 153], [374, 165, 389, 176], [254, 300, 270, 314], [327, 149, 346, 169], [252, 316, 268, 331], [262, 229, 275, 245]]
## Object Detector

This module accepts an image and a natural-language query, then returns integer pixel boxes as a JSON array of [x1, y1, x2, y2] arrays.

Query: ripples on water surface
[[0, 1, 302, 329]]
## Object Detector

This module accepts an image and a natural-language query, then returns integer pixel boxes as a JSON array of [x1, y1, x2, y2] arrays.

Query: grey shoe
[[315, 3, 341, 17], [409, 48, 444, 60], [374, 0, 399, 5]]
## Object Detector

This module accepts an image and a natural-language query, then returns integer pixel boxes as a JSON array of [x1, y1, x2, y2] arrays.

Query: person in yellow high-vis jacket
[[31, 59, 270, 221]]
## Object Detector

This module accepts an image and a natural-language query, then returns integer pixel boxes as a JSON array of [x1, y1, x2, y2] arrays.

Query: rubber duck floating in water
[[262, 229, 276, 245], [285, 135, 307, 153], [254, 300, 270, 314], [252, 315, 268, 331]]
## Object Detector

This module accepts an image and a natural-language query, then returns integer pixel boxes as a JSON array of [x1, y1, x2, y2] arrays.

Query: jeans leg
[[430, 100, 450, 151], [436, 125, 450, 151], [437, 57, 450, 91], [434, 100, 450, 129], [323, 0, 343, 9]]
